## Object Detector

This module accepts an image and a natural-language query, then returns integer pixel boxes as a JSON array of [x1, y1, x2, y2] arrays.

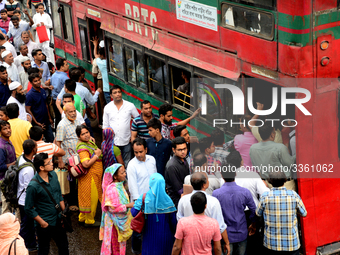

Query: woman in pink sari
[[0, 213, 28, 255], [99, 163, 134, 255]]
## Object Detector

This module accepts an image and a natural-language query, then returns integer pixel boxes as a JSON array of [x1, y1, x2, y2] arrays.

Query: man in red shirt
[[0, 9, 10, 33], [172, 192, 223, 255]]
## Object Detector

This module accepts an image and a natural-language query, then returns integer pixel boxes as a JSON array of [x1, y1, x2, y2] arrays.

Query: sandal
[[69, 206, 79, 211]]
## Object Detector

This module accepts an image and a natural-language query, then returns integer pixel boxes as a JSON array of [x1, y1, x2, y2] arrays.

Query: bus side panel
[[85, 0, 129, 16], [85, 0, 221, 48], [313, 91, 338, 163], [314, 0, 337, 12], [278, 45, 313, 76], [298, 179, 317, 255], [277, 0, 312, 16], [220, 28, 277, 70]]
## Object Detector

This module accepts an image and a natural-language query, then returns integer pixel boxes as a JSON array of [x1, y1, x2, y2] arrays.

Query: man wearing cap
[[19, 56, 31, 91], [14, 44, 32, 73], [2, 50, 19, 82], [6, 81, 31, 122]]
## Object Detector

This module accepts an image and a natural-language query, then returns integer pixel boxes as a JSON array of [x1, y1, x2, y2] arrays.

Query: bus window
[[136, 51, 146, 90], [107, 39, 124, 79], [170, 65, 191, 110], [125, 47, 136, 85], [62, 5, 74, 44], [193, 74, 222, 123], [78, 19, 90, 62], [147, 56, 170, 101], [51, 0, 62, 38], [222, 4, 274, 40]]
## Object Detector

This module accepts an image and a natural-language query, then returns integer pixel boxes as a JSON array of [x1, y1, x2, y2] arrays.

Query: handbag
[[32, 179, 73, 233], [67, 148, 89, 178], [36, 25, 49, 43], [55, 168, 70, 195], [130, 193, 146, 233], [8, 238, 18, 255]]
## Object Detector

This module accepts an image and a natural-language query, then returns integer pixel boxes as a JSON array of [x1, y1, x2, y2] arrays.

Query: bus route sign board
[[176, 0, 218, 31]]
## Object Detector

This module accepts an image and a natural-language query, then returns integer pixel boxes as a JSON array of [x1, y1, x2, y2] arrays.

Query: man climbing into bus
[[158, 103, 201, 140]]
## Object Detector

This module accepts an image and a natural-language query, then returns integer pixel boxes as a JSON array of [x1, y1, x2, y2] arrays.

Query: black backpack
[[0, 155, 35, 208]]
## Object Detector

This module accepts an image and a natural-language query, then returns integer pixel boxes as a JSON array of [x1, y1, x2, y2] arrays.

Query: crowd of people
[[0, 4, 307, 255]]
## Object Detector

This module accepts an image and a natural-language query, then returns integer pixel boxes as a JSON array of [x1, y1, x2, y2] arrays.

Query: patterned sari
[[76, 140, 103, 214], [100, 164, 133, 255]]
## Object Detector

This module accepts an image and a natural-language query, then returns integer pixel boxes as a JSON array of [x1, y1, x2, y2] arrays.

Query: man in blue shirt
[[131, 100, 159, 141], [146, 118, 171, 176], [51, 57, 69, 127], [213, 163, 257, 255], [0, 65, 10, 107], [25, 73, 54, 143], [25, 152, 69, 255], [31, 48, 50, 84], [7, 15, 30, 52]]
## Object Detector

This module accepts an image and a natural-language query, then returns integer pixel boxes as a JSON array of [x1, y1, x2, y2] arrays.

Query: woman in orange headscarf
[[0, 213, 28, 255]]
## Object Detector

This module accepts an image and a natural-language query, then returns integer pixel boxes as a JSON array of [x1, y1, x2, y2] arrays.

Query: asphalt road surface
[[49, 205, 133, 255]]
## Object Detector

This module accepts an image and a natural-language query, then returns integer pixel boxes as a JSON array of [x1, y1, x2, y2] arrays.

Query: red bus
[[51, 0, 340, 254]]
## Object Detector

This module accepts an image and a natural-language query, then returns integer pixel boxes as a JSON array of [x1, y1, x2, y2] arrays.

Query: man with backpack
[[0, 120, 16, 214], [25, 152, 69, 255], [17, 139, 37, 252]]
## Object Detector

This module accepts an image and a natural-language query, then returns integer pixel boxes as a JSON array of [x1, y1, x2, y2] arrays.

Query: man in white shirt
[[18, 56, 30, 91], [32, 3, 52, 62], [2, 50, 19, 81], [7, 81, 31, 121], [0, 32, 17, 58], [21, 31, 38, 60], [14, 44, 32, 73], [227, 151, 269, 206], [103, 85, 139, 166], [17, 139, 37, 251], [177, 172, 230, 254], [127, 138, 157, 201]]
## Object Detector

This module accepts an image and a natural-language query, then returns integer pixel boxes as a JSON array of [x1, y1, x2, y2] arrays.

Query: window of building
[[62, 5, 74, 44], [222, 4, 274, 40], [147, 56, 170, 101], [78, 19, 90, 61], [107, 38, 124, 79], [51, 0, 62, 38]]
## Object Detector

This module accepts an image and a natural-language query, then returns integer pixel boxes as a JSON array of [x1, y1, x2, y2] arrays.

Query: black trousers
[[36, 220, 69, 255], [52, 99, 61, 130], [264, 247, 300, 255], [19, 205, 36, 249]]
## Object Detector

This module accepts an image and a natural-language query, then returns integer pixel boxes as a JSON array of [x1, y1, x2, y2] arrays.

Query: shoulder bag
[[130, 193, 146, 233], [32, 179, 73, 233], [8, 238, 18, 255]]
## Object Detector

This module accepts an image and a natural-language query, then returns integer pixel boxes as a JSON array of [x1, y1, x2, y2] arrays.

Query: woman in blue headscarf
[[131, 173, 177, 255]]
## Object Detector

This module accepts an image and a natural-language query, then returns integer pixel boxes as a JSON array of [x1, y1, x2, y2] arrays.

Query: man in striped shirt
[[29, 126, 65, 160], [131, 100, 159, 141]]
